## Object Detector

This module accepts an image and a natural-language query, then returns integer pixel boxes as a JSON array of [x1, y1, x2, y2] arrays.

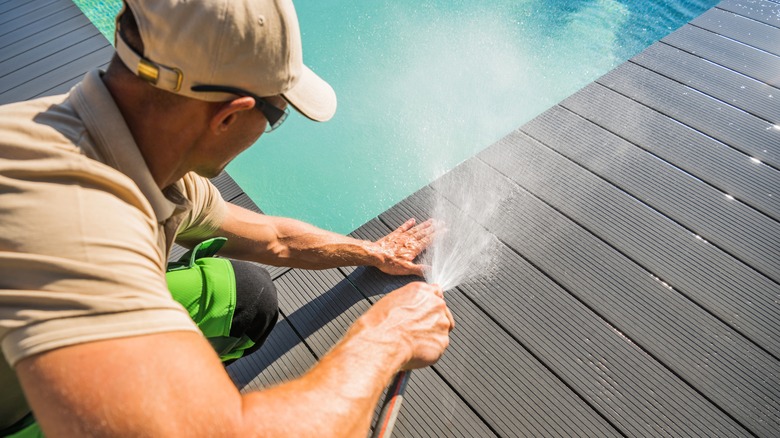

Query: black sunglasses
[[191, 84, 289, 132]]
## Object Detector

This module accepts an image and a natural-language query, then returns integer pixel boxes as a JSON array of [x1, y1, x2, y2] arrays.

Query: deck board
[[465, 149, 780, 436], [0, 0, 28, 14], [388, 161, 779, 436], [0, 35, 111, 104], [0, 5, 84, 55], [0, 2, 76, 39], [211, 171, 245, 203], [0, 0, 61, 26], [598, 62, 780, 168], [663, 25, 780, 87], [0, 23, 98, 77], [716, 0, 780, 28], [693, 7, 780, 56], [0, 28, 106, 80], [227, 316, 318, 390], [3, 0, 779, 436], [561, 83, 780, 222], [632, 43, 779, 124], [344, 264, 621, 436], [522, 106, 780, 286], [376, 190, 749, 436]]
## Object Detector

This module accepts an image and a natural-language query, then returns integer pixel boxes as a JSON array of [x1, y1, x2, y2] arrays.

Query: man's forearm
[[18, 320, 408, 437], [241, 319, 406, 436], [214, 203, 385, 269], [18, 284, 450, 437]]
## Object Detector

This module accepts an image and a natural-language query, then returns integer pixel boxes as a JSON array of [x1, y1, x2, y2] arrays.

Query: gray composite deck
[[1, 0, 778, 436]]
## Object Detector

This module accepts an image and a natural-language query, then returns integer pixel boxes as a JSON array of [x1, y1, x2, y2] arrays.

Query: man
[[0, 0, 454, 436]]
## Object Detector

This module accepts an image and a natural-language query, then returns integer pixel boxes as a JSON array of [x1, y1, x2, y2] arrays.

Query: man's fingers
[[444, 307, 455, 331], [399, 220, 436, 255], [393, 218, 432, 238], [380, 218, 415, 242], [416, 234, 434, 251], [424, 285, 453, 330], [413, 220, 440, 250], [382, 282, 453, 369], [408, 262, 427, 278], [428, 283, 444, 299], [426, 284, 454, 331], [411, 218, 434, 230], [396, 218, 416, 234], [409, 219, 434, 238]]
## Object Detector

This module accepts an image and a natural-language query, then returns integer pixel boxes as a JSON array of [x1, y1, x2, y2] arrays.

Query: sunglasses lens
[[265, 107, 289, 133], [191, 86, 288, 133]]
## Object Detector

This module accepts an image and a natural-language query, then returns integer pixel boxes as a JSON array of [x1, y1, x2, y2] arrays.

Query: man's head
[[105, 0, 336, 184], [114, 0, 336, 123]]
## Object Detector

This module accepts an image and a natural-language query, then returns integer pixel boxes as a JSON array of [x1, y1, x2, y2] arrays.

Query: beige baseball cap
[[114, 0, 336, 122]]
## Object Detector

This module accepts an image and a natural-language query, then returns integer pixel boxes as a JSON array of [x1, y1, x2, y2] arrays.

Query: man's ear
[[209, 96, 256, 134]]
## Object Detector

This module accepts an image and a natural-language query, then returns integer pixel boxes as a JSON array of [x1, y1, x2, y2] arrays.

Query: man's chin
[[194, 164, 227, 179]]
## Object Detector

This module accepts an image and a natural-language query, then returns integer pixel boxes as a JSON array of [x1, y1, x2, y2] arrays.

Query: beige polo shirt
[[0, 70, 228, 426]]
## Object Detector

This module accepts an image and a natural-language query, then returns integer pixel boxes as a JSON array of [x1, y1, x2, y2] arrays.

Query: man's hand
[[352, 282, 454, 370], [16, 283, 454, 437], [373, 218, 437, 277]]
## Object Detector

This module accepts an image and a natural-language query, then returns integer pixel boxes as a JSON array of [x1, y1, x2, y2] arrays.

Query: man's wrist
[[361, 240, 388, 269]]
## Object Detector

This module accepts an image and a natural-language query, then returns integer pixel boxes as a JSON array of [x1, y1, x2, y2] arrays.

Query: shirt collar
[[70, 70, 184, 224]]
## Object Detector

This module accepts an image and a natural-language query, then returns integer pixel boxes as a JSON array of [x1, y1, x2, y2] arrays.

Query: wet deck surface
[[2, 0, 779, 436]]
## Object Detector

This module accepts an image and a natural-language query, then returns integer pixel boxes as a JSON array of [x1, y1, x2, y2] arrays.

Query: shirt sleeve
[[174, 172, 229, 242], [0, 153, 199, 367]]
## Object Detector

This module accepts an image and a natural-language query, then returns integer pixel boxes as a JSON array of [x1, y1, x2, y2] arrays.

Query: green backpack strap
[[166, 237, 228, 271]]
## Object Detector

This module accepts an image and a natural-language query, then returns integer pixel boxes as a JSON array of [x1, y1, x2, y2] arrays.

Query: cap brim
[[282, 65, 337, 122]]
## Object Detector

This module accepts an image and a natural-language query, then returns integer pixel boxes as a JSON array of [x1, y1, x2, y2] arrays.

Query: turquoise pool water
[[76, 0, 719, 234]]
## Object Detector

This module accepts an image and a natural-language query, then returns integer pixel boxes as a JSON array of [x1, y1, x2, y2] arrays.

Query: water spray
[[372, 166, 505, 437]]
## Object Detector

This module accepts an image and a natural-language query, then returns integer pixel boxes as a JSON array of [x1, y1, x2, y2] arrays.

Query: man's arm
[[183, 202, 435, 276], [16, 282, 453, 437]]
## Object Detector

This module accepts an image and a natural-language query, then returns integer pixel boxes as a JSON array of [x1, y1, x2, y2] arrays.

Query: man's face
[[194, 95, 287, 178]]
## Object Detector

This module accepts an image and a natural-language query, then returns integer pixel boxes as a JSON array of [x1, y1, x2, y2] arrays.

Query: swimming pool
[[76, 0, 720, 234]]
